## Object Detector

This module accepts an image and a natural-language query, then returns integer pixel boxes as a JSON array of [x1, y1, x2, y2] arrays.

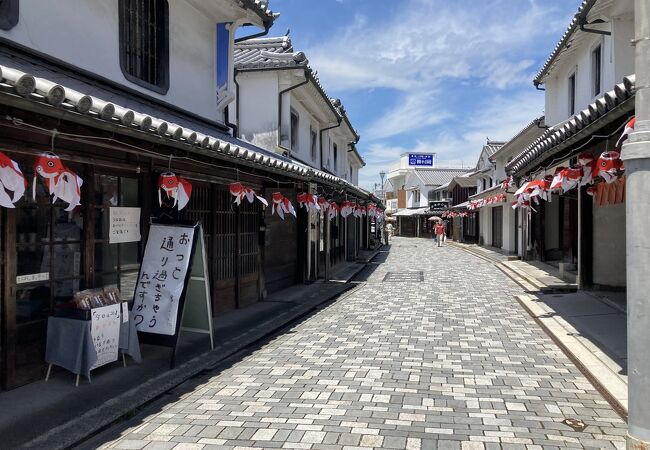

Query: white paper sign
[[132, 224, 195, 335], [109, 207, 142, 243], [90, 303, 121, 370], [16, 272, 49, 284]]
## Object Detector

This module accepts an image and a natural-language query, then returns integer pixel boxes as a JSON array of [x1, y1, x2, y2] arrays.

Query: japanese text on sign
[[109, 207, 142, 244], [408, 154, 434, 166], [132, 224, 194, 335], [90, 303, 121, 370]]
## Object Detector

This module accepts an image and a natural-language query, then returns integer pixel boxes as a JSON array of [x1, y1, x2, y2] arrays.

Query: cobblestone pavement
[[97, 238, 627, 450]]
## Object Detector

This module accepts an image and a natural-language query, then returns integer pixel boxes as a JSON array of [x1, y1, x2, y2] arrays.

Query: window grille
[[119, 0, 169, 93]]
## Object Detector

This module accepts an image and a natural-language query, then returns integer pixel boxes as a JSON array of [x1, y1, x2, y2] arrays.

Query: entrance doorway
[[492, 206, 503, 248]]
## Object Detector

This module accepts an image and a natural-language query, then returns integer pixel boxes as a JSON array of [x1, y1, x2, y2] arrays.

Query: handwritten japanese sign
[[90, 303, 121, 370], [109, 207, 141, 244], [132, 224, 195, 335]]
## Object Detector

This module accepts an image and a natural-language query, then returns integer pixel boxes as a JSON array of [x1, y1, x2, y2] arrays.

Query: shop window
[[119, 0, 169, 93], [92, 174, 141, 300], [15, 164, 85, 324]]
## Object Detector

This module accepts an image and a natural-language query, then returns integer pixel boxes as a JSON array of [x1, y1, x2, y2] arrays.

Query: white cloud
[[357, 90, 545, 190], [363, 91, 452, 140], [305, 0, 568, 93]]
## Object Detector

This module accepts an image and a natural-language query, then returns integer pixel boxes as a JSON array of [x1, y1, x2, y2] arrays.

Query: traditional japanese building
[[0, 0, 380, 390], [506, 0, 634, 289]]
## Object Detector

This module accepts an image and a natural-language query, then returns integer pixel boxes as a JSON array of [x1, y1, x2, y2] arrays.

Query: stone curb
[[20, 277, 371, 450], [449, 241, 628, 420]]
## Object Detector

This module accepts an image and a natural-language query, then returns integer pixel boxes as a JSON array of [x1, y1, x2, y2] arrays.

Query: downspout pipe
[[234, 23, 271, 43], [229, 74, 241, 138], [534, 81, 545, 91], [319, 119, 342, 170], [277, 69, 309, 153]]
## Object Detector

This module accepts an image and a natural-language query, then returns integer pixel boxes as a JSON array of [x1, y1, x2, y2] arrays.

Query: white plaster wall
[[502, 202, 516, 253], [479, 209, 490, 246], [592, 202, 626, 287], [237, 73, 280, 149], [0, 0, 236, 121], [542, 7, 634, 127]]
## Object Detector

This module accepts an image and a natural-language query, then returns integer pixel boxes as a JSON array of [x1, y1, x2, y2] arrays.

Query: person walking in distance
[[434, 220, 445, 247]]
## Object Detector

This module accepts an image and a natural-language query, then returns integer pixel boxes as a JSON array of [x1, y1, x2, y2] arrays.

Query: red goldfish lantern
[[158, 172, 192, 211], [596, 151, 624, 183], [297, 192, 320, 212], [271, 192, 296, 220], [0, 151, 26, 208], [229, 182, 268, 207], [33, 152, 83, 211]]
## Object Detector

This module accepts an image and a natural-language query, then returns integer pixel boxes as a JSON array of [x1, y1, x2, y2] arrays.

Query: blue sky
[[263, 0, 580, 190]]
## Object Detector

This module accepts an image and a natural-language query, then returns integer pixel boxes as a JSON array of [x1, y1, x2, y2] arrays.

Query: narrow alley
[[87, 238, 626, 450]]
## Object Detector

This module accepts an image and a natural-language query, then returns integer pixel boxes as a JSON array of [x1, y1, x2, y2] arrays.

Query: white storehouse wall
[[0, 0, 248, 123]]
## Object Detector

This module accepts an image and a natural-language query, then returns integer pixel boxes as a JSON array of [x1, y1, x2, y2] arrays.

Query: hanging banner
[[132, 224, 195, 335], [109, 207, 141, 243], [90, 303, 121, 370]]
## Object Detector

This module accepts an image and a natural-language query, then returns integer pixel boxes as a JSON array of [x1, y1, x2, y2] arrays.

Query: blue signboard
[[408, 154, 434, 166]]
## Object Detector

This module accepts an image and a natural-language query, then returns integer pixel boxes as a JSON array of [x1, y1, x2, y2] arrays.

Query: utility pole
[[624, 0, 650, 447]]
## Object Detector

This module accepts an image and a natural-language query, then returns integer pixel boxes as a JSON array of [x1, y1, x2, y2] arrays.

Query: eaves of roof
[[489, 116, 545, 162], [534, 0, 598, 86], [240, 0, 279, 27], [469, 184, 505, 201], [506, 74, 635, 176], [0, 61, 374, 198]]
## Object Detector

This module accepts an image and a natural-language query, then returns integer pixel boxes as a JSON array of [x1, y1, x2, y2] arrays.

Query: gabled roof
[[483, 140, 506, 158], [489, 116, 546, 162], [234, 36, 306, 70], [408, 168, 468, 187], [534, 0, 598, 86], [506, 75, 635, 176], [234, 36, 359, 142], [449, 177, 477, 189]]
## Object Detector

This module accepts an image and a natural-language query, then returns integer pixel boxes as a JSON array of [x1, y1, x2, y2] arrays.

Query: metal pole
[[625, 0, 650, 447]]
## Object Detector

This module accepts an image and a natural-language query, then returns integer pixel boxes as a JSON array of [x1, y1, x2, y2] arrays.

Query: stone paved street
[[95, 238, 627, 450]]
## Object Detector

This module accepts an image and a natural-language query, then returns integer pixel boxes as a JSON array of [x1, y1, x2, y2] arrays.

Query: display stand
[[133, 221, 214, 368]]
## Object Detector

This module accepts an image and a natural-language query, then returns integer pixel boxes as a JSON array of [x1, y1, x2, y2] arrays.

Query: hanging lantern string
[[524, 115, 632, 182], [3, 116, 315, 188]]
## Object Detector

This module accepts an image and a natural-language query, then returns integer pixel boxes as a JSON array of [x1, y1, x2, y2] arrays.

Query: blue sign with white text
[[408, 154, 434, 166]]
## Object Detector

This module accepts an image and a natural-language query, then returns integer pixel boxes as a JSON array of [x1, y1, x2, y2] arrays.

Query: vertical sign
[[132, 224, 195, 335], [109, 207, 141, 243], [90, 303, 121, 370]]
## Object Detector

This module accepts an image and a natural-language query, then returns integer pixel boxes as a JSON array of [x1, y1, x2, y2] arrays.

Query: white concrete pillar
[[625, 0, 650, 446]]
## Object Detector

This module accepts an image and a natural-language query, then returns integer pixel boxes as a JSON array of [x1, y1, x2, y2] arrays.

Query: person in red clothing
[[434, 221, 445, 247]]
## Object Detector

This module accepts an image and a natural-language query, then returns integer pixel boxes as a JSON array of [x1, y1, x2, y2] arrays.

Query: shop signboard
[[109, 207, 141, 244], [132, 222, 213, 366], [408, 154, 434, 166], [90, 303, 121, 370], [133, 224, 194, 335], [429, 201, 449, 211]]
